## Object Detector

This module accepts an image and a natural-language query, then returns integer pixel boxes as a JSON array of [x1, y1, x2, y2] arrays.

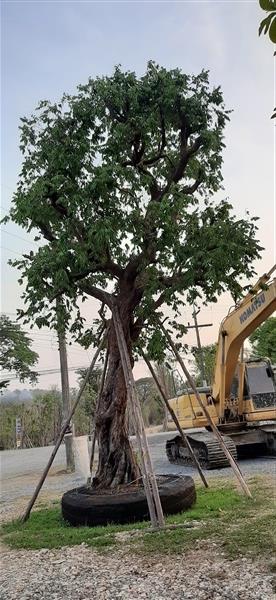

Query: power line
[[1, 246, 24, 257], [0, 326, 92, 348], [1, 184, 15, 192], [1, 228, 39, 247], [0, 363, 94, 382]]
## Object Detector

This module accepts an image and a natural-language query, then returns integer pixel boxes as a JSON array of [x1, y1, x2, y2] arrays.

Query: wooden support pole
[[113, 306, 165, 528], [158, 320, 252, 499], [21, 333, 107, 523], [90, 349, 109, 477], [56, 298, 75, 472], [141, 350, 208, 488], [57, 327, 75, 473]]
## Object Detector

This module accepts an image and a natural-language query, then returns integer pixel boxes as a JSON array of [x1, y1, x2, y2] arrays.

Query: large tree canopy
[[7, 63, 260, 347], [0, 315, 38, 389], [5, 63, 262, 487]]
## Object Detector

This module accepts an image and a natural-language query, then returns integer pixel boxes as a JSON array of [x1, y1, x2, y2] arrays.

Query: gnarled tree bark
[[92, 286, 142, 489]]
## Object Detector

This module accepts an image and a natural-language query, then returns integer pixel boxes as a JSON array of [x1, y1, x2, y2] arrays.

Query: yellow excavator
[[166, 265, 276, 468]]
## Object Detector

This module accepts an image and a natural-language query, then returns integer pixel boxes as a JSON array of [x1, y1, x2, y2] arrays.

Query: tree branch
[[79, 281, 113, 307], [177, 98, 190, 147], [45, 187, 85, 244], [182, 172, 203, 195], [171, 136, 203, 185], [123, 115, 204, 279], [103, 250, 124, 279], [106, 101, 128, 123], [36, 222, 56, 243], [131, 290, 168, 340], [138, 164, 160, 200], [142, 106, 167, 167], [44, 185, 124, 279]]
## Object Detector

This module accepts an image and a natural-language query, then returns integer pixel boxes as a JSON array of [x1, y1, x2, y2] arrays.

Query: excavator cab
[[245, 359, 276, 410]]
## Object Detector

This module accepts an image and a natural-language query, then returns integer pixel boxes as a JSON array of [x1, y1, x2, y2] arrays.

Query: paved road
[[144, 430, 276, 478], [1, 431, 275, 509]]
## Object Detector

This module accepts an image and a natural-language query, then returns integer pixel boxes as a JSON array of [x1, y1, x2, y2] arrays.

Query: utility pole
[[186, 306, 212, 387], [56, 302, 75, 472], [154, 364, 170, 431]]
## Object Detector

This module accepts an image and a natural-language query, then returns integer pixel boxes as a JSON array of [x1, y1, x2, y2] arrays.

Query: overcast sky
[[1, 0, 275, 391]]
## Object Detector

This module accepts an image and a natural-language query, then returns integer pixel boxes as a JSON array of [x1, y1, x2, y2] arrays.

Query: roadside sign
[[15, 417, 22, 448]]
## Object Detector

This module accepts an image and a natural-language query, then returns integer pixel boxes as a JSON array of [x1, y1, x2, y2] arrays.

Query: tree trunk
[[92, 303, 140, 489]]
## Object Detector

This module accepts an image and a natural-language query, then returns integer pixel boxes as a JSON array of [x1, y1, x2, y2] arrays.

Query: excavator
[[166, 265, 276, 469]]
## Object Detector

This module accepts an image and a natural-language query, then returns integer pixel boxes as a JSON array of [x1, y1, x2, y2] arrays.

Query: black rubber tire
[[61, 475, 196, 527]]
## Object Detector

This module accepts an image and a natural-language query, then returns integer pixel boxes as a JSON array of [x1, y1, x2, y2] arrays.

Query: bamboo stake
[[141, 350, 208, 488], [57, 328, 75, 472], [89, 349, 109, 477], [113, 306, 165, 527], [21, 333, 107, 523], [158, 320, 252, 499]]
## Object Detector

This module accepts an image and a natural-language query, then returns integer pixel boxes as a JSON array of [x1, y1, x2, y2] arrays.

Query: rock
[[0, 545, 274, 600]]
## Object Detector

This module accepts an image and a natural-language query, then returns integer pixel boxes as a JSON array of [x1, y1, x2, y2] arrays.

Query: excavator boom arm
[[212, 267, 276, 415]]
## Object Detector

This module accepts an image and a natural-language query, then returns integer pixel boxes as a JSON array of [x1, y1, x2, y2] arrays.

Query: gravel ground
[[0, 543, 274, 600]]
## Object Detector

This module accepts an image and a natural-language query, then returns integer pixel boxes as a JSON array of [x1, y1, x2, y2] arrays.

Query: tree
[[191, 343, 217, 386], [153, 362, 177, 429], [0, 388, 62, 449], [27, 390, 59, 447], [136, 376, 164, 428], [0, 315, 38, 389], [258, 0, 276, 118], [6, 63, 261, 488], [73, 366, 102, 435], [249, 317, 276, 363]]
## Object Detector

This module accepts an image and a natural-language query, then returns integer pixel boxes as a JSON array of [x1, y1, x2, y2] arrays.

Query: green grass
[[1, 476, 275, 560], [134, 479, 276, 558]]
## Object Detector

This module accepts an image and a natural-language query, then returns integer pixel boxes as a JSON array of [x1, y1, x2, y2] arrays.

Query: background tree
[[259, 0, 276, 44], [73, 366, 102, 435], [27, 390, 60, 447], [153, 362, 177, 429], [191, 343, 217, 386], [258, 0, 276, 118], [136, 376, 164, 428], [0, 388, 62, 449], [6, 63, 261, 488], [249, 317, 276, 363], [0, 315, 38, 389]]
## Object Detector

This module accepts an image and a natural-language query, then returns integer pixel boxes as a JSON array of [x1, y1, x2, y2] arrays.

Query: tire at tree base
[[61, 475, 196, 527]]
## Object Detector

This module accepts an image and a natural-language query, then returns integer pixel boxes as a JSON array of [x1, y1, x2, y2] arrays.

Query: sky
[[1, 0, 275, 391]]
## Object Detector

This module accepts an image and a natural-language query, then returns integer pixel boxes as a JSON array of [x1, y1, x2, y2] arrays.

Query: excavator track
[[166, 431, 238, 469]]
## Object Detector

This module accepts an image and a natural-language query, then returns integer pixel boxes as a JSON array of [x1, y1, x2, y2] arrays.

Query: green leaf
[[259, 12, 275, 35], [259, 0, 276, 11], [269, 15, 276, 41]]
